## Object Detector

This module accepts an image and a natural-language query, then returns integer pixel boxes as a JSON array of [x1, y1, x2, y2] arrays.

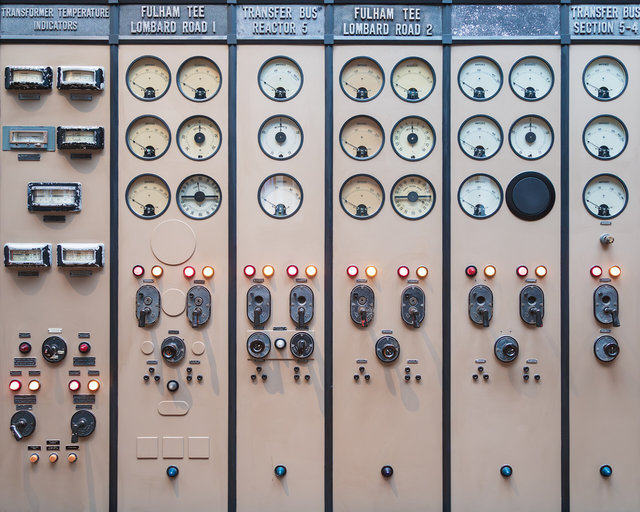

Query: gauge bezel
[[390, 56, 436, 103], [582, 173, 629, 220], [505, 171, 555, 221], [339, 114, 385, 161], [125, 55, 171, 101], [176, 115, 222, 161], [257, 173, 304, 220], [391, 116, 436, 162], [457, 173, 504, 220], [582, 55, 628, 102], [339, 173, 386, 220], [582, 114, 628, 161], [457, 114, 503, 161], [457, 55, 503, 101], [508, 55, 554, 102], [176, 174, 222, 220], [125, 114, 171, 161], [339, 56, 385, 102], [257, 55, 304, 102], [177, 56, 222, 102], [390, 174, 436, 220], [257, 114, 303, 161], [125, 173, 171, 220], [508, 114, 554, 161]]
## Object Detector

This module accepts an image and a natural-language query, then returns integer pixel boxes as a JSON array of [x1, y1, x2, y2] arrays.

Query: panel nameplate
[[571, 4, 640, 39], [237, 4, 324, 40]]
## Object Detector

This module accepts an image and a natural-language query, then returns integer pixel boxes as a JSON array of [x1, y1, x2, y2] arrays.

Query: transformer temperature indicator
[[4, 243, 52, 267], [57, 243, 104, 268], [57, 126, 104, 150], [27, 182, 82, 212], [57, 66, 104, 91], [5, 66, 53, 90], [3, 126, 55, 151]]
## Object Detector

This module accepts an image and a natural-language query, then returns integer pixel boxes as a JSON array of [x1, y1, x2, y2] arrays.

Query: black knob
[[275, 131, 286, 144], [381, 465, 393, 478], [167, 380, 179, 392], [407, 132, 418, 145], [194, 132, 205, 144]]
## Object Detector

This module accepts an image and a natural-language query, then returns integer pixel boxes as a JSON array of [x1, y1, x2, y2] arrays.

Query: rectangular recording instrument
[[56, 243, 104, 268], [27, 182, 82, 212], [2, 126, 56, 151], [56, 126, 104, 150], [57, 66, 105, 91], [3, 243, 52, 267], [4, 66, 53, 90]]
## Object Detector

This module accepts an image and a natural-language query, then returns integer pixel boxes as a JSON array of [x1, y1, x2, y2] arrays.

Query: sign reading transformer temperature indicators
[[3, 243, 51, 267], [27, 183, 82, 212], [57, 243, 104, 268], [57, 126, 104, 151], [2, 126, 55, 151]]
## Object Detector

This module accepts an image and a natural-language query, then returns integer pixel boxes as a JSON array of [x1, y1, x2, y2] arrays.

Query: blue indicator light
[[500, 465, 512, 478], [600, 465, 612, 478], [166, 466, 179, 478], [274, 465, 287, 477]]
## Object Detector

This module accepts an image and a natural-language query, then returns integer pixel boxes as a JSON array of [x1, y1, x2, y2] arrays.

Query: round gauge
[[177, 174, 222, 220], [390, 174, 436, 220], [583, 174, 628, 219], [126, 56, 170, 101], [339, 174, 385, 220], [391, 116, 436, 161], [177, 56, 221, 102], [126, 115, 171, 160], [125, 174, 170, 219], [340, 57, 384, 101], [506, 171, 555, 221], [509, 56, 554, 101], [458, 115, 503, 160], [258, 115, 303, 160], [458, 173, 503, 219], [340, 115, 384, 161], [509, 114, 554, 160], [391, 57, 435, 102], [258, 174, 303, 219], [458, 56, 503, 101], [583, 56, 628, 101], [583, 115, 628, 160], [258, 56, 303, 101], [177, 115, 221, 161]]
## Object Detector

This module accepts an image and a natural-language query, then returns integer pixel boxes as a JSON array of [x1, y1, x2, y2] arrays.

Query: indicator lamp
[[274, 465, 287, 477], [262, 265, 275, 278], [19, 342, 32, 354], [590, 265, 603, 278], [28, 380, 41, 392], [286, 265, 299, 277], [243, 265, 256, 278], [346, 265, 359, 277], [484, 265, 497, 278], [202, 266, 214, 278], [49, 453, 58, 463], [305, 265, 318, 278], [365, 265, 378, 278], [275, 338, 286, 350], [183, 266, 196, 279], [465, 265, 477, 277], [500, 465, 513, 478], [381, 465, 394, 478], [9, 379, 21, 392], [68, 453, 78, 463], [516, 265, 528, 277], [68, 380, 81, 392], [78, 342, 91, 354], [535, 265, 548, 278], [166, 466, 179, 478], [416, 266, 428, 278], [609, 265, 621, 278], [599, 464, 612, 478], [29, 454, 39, 464], [397, 266, 410, 278], [87, 379, 100, 392], [132, 265, 145, 277], [151, 265, 163, 278]]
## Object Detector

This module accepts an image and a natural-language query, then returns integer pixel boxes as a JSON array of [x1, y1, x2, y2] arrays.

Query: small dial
[[339, 174, 385, 220], [583, 56, 628, 101], [126, 56, 170, 101], [583, 115, 628, 160], [458, 116, 503, 160], [258, 115, 303, 160], [458, 173, 503, 219], [126, 115, 170, 160], [509, 56, 554, 101], [125, 174, 170, 219], [509, 115, 554, 160], [258, 56, 303, 101], [391, 57, 435, 102], [458, 56, 503, 101], [340, 115, 384, 160], [340, 57, 384, 101], [177, 115, 222, 161], [177, 57, 222, 102], [391, 116, 436, 161], [258, 174, 303, 219], [390, 174, 436, 220], [177, 174, 222, 220], [583, 174, 628, 219]]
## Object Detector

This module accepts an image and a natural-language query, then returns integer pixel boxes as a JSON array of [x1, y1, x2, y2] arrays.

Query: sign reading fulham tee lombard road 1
[[237, 5, 324, 40], [0, 5, 110, 39]]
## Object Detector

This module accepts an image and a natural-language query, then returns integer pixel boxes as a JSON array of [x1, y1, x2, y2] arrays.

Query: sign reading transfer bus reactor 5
[[237, 5, 324, 40]]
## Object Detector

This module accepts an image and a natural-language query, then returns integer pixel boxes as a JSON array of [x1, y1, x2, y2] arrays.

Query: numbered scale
[[258, 56, 303, 101], [125, 174, 171, 219], [177, 57, 221, 101], [508, 115, 553, 160], [339, 174, 385, 219], [340, 116, 384, 160], [391, 57, 435, 102], [583, 174, 628, 219], [5, 66, 53, 90], [177, 116, 221, 160], [390, 175, 435, 220], [258, 174, 303, 219], [583, 56, 628, 101], [126, 56, 170, 100], [391, 116, 435, 161], [57, 66, 104, 91], [458, 173, 503, 219], [126, 116, 171, 160], [258, 115, 303, 160], [458, 116, 503, 160], [582, 115, 627, 160], [458, 56, 502, 101], [340, 57, 384, 101], [508, 56, 554, 101], [177, 174, 222, 220]]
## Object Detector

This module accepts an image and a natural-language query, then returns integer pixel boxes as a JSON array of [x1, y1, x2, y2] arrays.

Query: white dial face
[[583, 174, 628, 219], [509, 115, 554, 160], [340, 116, 384, 160], [62, 69, 94, 84], [340, 57, 384, 101], [458, 174, 503, 219], [177, 116, 221, 161], [391, 57, 435, 101], [126, 174, 170, 219], [11, 130, 46, 144], [391, 175, 435, 220], [458, 116, 503, 159], [32, 187, 77, 207], [509, 57, 554, 100], [62, 130, 96, 144], [259, 115, 303, 160], [126, 116, 170, 160], [340, 174, 384, 219], [177, 174, 221, 220], [126, 56, 170, 100], [583, 116, 627, 160], [458, 57, 502, 100], [62, 249, 95, 264], [583, 56, 628, 100], [259, 57, 303, 100], [9, 249, 42, 263], [391, 116, 435, 161], [178, 57, 221, 101], [13, 69, 44, 83], [258, 174, 303, 218]]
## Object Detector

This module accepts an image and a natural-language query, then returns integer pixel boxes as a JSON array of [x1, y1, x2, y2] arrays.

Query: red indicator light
[[397, 266, 410, 278], [286, 265, 299, 277], [183, 266, 196, 279], [465, 265, 477, 277], [346, 265, 359, 277], [19, 342, 31, 354], [243, 265, 256, 278], [78, 342, 91, 354], [9, 380, 21, 392], [68, 380, 81, 392], [516, 265, 528, 277], [590, 265, 603, 278], [132, 265, 145, 277]]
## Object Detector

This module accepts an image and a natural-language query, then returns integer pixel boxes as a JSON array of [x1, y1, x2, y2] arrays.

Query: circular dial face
[[458, 116, 503, 160], [458, 173, 503, 219], [126, 56, 170, 101], [340, 116, 384, 160], [583, 174, 628, 219], [177, 57, 221, 102], [509, 56, 554, 101], [391, 116, 436, 161], [339, 174, 385, 219], [340, 57, 384, 101], [583, 116, 628, 160], [391, 57, 435, 102], [458, 56, 503, 101], [125, 174, 170, 219], [126, 115, 171, 160], [391, 174, 436, 220], [509, 115, 554, 160], [258, 115, 303, 160], [258, 56, 303, 101], [583, 56, 628, 101], [177, 174, 222, 220], [177, 115, 221, 161], [258, 174, 303, 219]]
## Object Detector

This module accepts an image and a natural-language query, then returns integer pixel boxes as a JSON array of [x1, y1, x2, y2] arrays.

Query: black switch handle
[[191, 307, 201, 328], [605, 306, 620, 327], [530, 307, 543, 327], [253, 306, 262, 329], [297, 306, 305, 329], [479, 307, 489, 328], [359, 307, 368, 327], [409, 306, 420, 328], [138, 307, 148, 328]]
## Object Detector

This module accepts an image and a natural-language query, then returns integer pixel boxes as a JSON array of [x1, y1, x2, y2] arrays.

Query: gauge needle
[[394, 83, 409, 92], [182, 195, 219, 199], [342, 139, 358, 149], [262, 197, 277, 207], [262, 81, 277, 92], [460, 139, 476, 150], [511, 81, 526, 91], [460, 80, 476, 91], [130, 197, 147, 208], [343, 198, 358, 208], [394, 195, 431, 199], [584, 82, 600, 91], [131, 139, 147, 150], [586, 199, 601, 207], [343, 81, 359, 91], [586, 140, 601, 150], [181, 82, 197, 91], [130, 80, 147, 92], [461, 198, 476, 208]]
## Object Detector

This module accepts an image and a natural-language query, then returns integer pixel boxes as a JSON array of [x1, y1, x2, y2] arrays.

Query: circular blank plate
[[151, 220, 196, 264], [506, 171, 555, 221], [162, 289, 187, 316]]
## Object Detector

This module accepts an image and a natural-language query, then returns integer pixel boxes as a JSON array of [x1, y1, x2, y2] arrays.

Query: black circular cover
[[506, 171, 555, 221]]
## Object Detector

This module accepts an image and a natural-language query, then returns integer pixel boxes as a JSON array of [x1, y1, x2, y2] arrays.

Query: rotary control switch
[[136, 285, 161, 328], [401, 286, 425, 328], [350, 285, 374, 327], [161, 336, 186, 364], [186, 285, 211, 328], [290, 285, 314, 329], [469, 285, 493, 327], [520, 285, 544, 327], [247, 285, 271, 329], [290, 332, 314, 359], [376, 336, 400, 363], [10, 411, 36, 441], [247, 332, 271, 359], [594, 335, 620, 362], [594, 284, 620, 327], [70, 410, 96, 443], [494, 336, 519, 363], [42, 336, 67, 363]]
